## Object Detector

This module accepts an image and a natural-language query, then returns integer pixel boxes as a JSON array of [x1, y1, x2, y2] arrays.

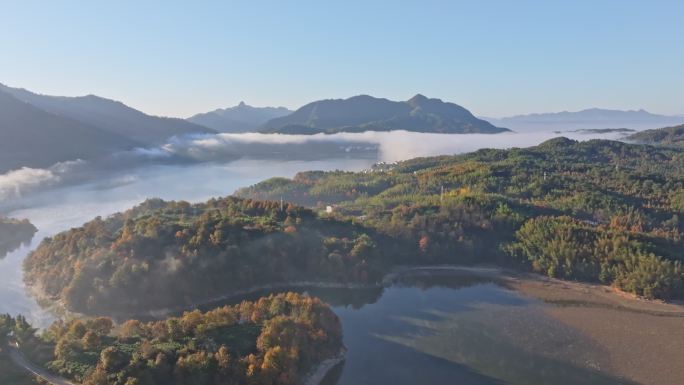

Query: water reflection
[[194, 272, 632, 385], [324, 273, 628, 385], [0, 221, 36, 259]]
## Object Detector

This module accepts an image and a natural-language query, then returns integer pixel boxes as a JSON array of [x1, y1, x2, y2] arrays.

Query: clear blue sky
[[2, 0, 682, 118]]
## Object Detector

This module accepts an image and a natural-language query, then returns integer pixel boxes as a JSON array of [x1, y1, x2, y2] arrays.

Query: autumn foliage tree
[[38, 293, 342, 385]]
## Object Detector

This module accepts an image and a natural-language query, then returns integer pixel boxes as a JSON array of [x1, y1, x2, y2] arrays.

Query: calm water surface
[[201, 273, 630, 385]]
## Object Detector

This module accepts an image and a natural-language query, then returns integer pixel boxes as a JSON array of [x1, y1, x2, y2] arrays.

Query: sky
[[1, 0, 683, 118]]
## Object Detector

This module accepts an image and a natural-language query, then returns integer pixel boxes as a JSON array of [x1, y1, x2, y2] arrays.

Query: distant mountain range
[[0, 84, 214, 173], [188, 102, 291, 133], [259, 94, 507, 134], [0, 84, 213, 144], [7, 82, 683, 175], [483, 108, 684, 132], [0, 89, 138, 173]]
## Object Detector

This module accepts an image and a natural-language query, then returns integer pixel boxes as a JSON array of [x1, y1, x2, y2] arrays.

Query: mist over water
[[171, 130, 630, 163], [0, 130, 629, 206]]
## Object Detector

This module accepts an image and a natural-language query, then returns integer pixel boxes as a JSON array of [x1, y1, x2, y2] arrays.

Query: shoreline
[[27, 263, 682, 321], [133, 280, 380, 320], [23, 264, 684, 385], [504, 273, 684, 385], [130, 265, 506, 319], [26, 264, 503, 320], [301, 347, 347, 385]]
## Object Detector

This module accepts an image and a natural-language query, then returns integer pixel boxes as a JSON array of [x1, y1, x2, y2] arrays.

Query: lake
[[189, 269, 629, 385], [0, 130, 647, 384]]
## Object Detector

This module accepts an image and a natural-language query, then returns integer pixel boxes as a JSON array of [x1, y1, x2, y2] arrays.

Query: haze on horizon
[[2, 0, 683, 118]]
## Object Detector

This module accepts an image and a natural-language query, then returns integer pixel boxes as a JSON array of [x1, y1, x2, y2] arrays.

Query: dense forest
[[1, 293, 341, 385], [25, 197, 398, 314], [25, 138, 684, 316], [627, 124, 684, 148], [236, 138, 684, 299], [0, 217, 37, 259]]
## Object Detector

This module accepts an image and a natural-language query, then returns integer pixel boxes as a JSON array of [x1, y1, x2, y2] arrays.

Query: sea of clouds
[[173, 130, 630, 163], [0, 130, 631, 204]]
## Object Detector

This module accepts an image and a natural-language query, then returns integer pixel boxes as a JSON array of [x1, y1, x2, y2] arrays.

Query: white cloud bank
[[0, 130, 630, 205], [167, 130, 631, 163], [0, 160, 89, 201], [0, 167, 60, 200]]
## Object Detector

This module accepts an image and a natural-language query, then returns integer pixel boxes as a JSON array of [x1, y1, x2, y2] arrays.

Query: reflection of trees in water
[[203, 272, 497, 313], [0, 219, 37, 259], [316, 273, 632, 385], [313, 272, 499, 309], [192, 286, 385, 316], [297, 272, 497, 309], [389, 272, 495, 291], [304, 287, 383, 309], [200, 273, 636, 385]]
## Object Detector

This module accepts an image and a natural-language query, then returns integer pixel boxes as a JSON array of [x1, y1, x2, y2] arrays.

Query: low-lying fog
[[0, 130, 631, 208], [0, 129, 631, 326]]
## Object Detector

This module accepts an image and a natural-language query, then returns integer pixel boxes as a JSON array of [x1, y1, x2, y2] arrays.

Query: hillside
[[260, 94, 508, 134], [188, 101, 291, 133], [485, 108, 684, 131], [0, 89, 141, 173], [2, 293, 342, 385], [237, 138, 684, 299], [25, 139, 684, 319], [0, 83, 214, 145], [627, 124, 684, 148], [24, 197, 397, 314]]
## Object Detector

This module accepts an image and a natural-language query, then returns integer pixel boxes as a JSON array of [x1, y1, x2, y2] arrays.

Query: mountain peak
[[408, 93, 428, 103], [261, 94, 508, 134], [188, 103, 292, 133]]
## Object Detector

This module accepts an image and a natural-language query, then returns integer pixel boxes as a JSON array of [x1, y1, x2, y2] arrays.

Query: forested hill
[[26, 139, 684, 316], [2, 293, 342, 385], [238, 138, 684, 299], [260, 94, 508, 134], [25, 197, 397, 314], [627, 124, 684, 148], [237, 137, 684, 212]]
